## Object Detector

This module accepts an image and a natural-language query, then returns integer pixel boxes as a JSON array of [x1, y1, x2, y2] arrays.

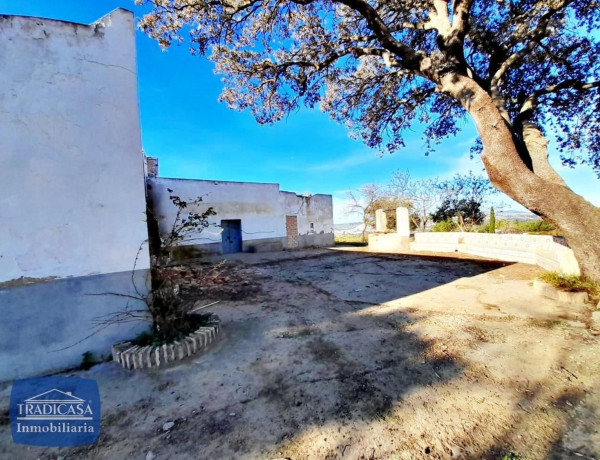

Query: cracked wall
[[0, 9, 150, 281], [147, 178, 335, 255], [281, 192, 335, 248], [0, 9, 150, 380]]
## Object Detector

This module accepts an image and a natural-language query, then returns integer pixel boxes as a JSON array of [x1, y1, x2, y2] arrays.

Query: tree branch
[[333, 0, 433, 77], [490, 40, 539, 90], [451, 0, 472, 39], [489, 0, 575, 88], [512, 78, 600, 187], [426, 0, 451, 35], [523, 79, 600, 109]]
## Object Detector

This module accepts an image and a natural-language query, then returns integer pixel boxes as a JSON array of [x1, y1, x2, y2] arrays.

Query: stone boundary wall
[[367, 233, 411, 253], [112, 315, 220, 369], [410, 232, 580, 275]]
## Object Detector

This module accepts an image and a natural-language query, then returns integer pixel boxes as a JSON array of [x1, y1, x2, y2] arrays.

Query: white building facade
[[147, 175, 334, 257], [0, 9, 335, 380], [0, 10, 150, 380]]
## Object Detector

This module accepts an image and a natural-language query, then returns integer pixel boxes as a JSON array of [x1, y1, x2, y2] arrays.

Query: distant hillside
[[495, 209, 538, 221], [334, 222, 369, 235]]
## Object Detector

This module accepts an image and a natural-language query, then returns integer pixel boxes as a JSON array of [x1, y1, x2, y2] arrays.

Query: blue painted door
[[221, 220, 242, 254]]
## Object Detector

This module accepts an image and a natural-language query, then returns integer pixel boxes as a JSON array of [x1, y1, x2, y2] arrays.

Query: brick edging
[[111, 314, 220, 369]]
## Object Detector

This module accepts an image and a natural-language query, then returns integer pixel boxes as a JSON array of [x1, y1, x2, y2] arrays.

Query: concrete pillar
[[375, 209, 387, 232], [396, 207, 410, 237]]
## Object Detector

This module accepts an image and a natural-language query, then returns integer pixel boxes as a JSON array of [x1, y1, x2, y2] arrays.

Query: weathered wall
[[408, 232, 580, 275], [148, 177, 288, 253], [0, 9, 149, 280], [281, 192, 335, 248], [0, 10, 150, 380], [0, 271, 150, 381], [148, 178, 335, 255]]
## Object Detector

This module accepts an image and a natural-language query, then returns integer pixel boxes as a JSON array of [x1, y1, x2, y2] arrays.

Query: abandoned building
[[0, 9, 334, 380], [146, 159, 334, 256]]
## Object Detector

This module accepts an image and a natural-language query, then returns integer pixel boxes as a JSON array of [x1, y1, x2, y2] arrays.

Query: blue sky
[[2, 0, 598, 223]]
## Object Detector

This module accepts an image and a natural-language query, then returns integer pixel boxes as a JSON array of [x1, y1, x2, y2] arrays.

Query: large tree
[[137, 0, 600, 279]]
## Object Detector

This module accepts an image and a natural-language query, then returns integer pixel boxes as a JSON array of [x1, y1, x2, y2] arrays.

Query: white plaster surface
[[0, 10, 149, 282], [367, 233, 411, 253], [396, 207, 411, 237], [281, 192, 334, 236], [375, 209, 387, 232], [408, 232, 580, 275], [149, 178, 287, 245], [148, 178, 334, 249]]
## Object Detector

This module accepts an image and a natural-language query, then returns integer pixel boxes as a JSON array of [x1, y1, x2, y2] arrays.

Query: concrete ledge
[[407, 232, 580, 275], [368, 233, 411, 253], [533, 280, 589, 306], [591, 311, 600, 335], [112, 314, 220, 369]]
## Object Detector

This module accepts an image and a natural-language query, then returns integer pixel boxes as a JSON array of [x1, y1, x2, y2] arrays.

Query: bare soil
[[1, 250, 599, 460]]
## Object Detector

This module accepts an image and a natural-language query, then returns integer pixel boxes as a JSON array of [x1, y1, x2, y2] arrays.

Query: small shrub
[[431, 219, 457, 232], [540, 272, 599, 300], [516, 219, 555, 233], [132, 312, 212, 346], [132, 330, 155, 347], [495, 219, 511, 231], [501, 454, 521, 460], [494, 219, 555, 234], [80, 351, 95, 370]]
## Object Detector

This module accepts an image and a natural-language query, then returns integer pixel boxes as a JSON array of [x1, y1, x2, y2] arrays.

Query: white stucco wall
[[0, 9, 150, 282], [148, 178, 288, 245], [148, 178, 335, 252], [281, 192, 335, 236], [408, 232, 580, 275]]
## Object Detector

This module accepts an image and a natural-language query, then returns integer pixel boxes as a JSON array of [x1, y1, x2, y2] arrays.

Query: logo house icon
[[17, 389, 93, 421], [11, 377, 101, 447]]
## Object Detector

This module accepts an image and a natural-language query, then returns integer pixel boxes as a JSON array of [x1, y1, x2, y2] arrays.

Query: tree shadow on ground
[[475, 349, 598, 460], [264, 251, 510, 305], [13, 251, 592, 460]]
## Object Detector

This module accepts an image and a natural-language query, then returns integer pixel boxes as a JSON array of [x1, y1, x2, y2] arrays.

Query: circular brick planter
[[112, 314, 220, 369]]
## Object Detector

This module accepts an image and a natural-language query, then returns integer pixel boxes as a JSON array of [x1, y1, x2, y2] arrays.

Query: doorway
[[221, 219, 242, 254], [286, 216, 299, 248]]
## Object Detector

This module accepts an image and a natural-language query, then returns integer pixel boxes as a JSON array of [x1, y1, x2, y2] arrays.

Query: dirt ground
[[1, 249, 599, 460]]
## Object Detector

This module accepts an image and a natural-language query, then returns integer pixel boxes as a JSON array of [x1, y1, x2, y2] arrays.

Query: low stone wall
[[367, 233, 411, 253], [298, 232, 335, 248], [410, 232, 580, 275], [168, 233, 334, 260]]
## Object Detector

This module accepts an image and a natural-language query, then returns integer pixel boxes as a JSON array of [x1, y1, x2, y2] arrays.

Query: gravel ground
[[1, 250, 598, 460]]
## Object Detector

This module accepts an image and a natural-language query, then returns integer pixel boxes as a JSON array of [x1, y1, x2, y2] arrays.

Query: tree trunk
[[440, 73, 600, 280]]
